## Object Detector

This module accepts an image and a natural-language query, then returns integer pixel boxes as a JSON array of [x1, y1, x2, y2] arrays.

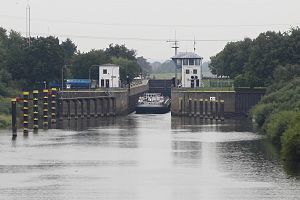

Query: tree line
[[209, 28, 300, 87], [0, 27, 143, 95]]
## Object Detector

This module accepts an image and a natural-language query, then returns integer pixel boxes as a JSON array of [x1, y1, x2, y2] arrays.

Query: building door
[[105, 79, 110, 88], [196, 79, 200, 87], [191, 80, 195, 88], [101, 79, 105, 87]]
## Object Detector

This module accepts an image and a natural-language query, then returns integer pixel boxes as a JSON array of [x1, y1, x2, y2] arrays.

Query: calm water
[[0, 113, 299, 200]]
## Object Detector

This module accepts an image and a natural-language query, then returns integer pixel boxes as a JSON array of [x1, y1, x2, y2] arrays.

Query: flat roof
[[171, 52, 203, 59]]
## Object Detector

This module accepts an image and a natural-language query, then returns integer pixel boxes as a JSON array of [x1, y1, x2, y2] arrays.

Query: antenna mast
[[26, 2, 31, 46], [167, 32, 180, 87]]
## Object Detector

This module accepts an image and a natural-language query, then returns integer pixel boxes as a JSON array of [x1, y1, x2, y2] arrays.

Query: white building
[[99, 64, 120, 88], [172, 52, 203, 88]]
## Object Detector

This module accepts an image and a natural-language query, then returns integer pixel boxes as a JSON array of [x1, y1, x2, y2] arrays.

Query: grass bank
[[251, 78, 300, 161], [0, 98, 12, 128]]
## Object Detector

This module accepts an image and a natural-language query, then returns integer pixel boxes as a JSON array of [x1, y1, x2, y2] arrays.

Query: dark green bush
[[251, 103, 274, 128], [265, 111, 296, 145], [281, 118, 300, 161]]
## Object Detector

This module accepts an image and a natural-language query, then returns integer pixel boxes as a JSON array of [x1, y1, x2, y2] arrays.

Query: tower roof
[[171, 52, 203, 59]]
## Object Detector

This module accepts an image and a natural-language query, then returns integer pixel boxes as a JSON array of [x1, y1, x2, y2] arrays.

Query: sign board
[[66, 84, 71, 89], [210, 97, 216, 101]]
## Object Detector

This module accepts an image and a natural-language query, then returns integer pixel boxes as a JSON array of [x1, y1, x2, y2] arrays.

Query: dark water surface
[[0, 113, 299, 199]]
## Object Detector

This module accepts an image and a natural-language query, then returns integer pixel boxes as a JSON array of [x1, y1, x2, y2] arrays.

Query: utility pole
[[26, 2, 31, 46], [167, 32, 179, 87]]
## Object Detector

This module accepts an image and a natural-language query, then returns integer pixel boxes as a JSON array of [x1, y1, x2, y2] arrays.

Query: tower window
[[183, 59, 188, 65], [189, 59, 195, 65]]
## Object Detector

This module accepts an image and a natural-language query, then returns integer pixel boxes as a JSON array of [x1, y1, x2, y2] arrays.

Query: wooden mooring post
[[23, 91, 29, 136], [11, 98, 17, 140], [33, 90, 39, 132]]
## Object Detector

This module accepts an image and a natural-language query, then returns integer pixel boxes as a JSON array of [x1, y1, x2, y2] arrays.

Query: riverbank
[[251, 77, 300, 161], [0, 98, 12, 128]]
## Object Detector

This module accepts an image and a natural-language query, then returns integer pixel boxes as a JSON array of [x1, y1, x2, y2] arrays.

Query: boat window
[[186, 69, 190, 74], [103, 69, 107, 74], [195, 59, 201, 65], [193, 69, 197, 74]]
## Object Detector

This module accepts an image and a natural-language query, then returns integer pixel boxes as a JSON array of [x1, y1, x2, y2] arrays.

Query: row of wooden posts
[[179, 98, 225, 120], [11, 89, 116, 140]]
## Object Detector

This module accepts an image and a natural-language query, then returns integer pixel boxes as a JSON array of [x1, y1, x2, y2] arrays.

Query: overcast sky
[[0, 0, 299, 61]]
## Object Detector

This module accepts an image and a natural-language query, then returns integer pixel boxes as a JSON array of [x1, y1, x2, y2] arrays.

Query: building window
[[183, 59, 188, 65], [186, 69, 190, 74], [189, 59, 195, 65], [103, 69, 107, 74], [193, 69, 197, 74], [176, 59, 182, 66], [195, 59, 201, 65]]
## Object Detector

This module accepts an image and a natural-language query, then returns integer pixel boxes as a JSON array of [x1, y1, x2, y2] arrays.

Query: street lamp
[[89, 65, 99, 90], [61, 65, 72, 92]]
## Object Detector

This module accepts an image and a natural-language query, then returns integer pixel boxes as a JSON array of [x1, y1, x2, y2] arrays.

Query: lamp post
[[89, 65, 99, 91], [61, 65, 72, 92]]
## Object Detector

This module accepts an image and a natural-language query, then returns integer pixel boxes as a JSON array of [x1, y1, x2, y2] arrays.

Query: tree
[[70, 49, 110, 79], [137, 56, 152, 75], [61, 38, 77, 64], [111, 57, 140, 83], [105, 44, 136, 60]]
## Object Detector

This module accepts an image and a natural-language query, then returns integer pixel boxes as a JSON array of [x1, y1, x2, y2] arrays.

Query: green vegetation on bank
[[209, 28, 300, 161], [0, 26, 147, 128]]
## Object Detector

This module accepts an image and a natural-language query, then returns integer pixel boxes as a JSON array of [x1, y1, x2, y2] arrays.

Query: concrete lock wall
[[171, 88, 265, 117], [58, 82, 149, 118], [171, 89, 235, 116]]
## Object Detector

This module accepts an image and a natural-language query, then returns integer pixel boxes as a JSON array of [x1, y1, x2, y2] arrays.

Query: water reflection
[[0, 114, 299, 200]]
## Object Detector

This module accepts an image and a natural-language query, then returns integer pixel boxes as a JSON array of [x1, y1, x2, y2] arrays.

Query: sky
[[0, 0, 299, 62]]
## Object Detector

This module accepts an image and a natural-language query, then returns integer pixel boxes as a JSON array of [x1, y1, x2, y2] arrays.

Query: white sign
[[210, 97, 216, 101], [66, 84, 71, 89]]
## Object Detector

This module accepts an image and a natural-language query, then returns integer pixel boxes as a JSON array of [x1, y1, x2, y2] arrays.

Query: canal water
[[0, 113, 299, 200]]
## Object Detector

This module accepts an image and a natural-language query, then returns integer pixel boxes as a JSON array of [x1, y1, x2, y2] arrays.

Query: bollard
[[111, 97, 116, 116], [220, 100, 225, 121], [188, 99, 192, 117], [43, 89, 49, 129], [87, 99, 91, 119], [210, 100, 214, 120], [204, 99, 208, 119], [33, 90, 39, 132], [199, 99, 204, 118], [67, 100, 71, 120], [179, 98, 183, 116], [194, 99, 197, 117], [58, 98, 64, 121], [100, 98, 104, 117], [50, 88, 57, 124], [23, 91, 29, 136], [215, 100, 219, 120], [74, 99, 78, 120], [94, 98, 98, 117], [80, 99, 84, 118], [11, 98, 17, 139]]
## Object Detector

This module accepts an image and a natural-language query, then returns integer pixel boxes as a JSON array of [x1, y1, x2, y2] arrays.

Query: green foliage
[[111, 57, 140, 82], [281, 115, 300, 161], [251, 103, 274, 128], [265, 111, 296, 144], [105, 44, 136, 60], [70, 49, 110, 79], [209, 28, 300, 87]]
